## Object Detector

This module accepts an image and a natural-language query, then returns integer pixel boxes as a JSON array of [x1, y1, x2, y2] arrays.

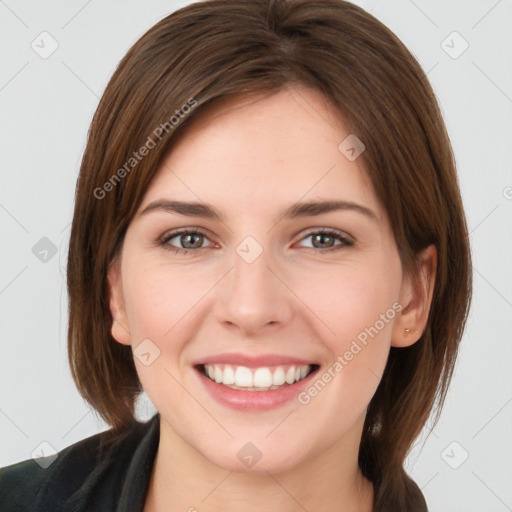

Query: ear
[[107, 257, 131, 346], [392, 244, 437, 347]]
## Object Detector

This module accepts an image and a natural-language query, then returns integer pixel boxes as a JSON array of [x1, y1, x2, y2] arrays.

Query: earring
[[404, 328, 411, 334]]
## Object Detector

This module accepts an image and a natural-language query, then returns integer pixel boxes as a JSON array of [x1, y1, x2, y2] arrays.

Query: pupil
[[314, 234, 332, 248], [183, 234, 202, 248]]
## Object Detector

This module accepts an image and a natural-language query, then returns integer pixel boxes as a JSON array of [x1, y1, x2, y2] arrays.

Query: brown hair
[[67, 0, 472, 509]]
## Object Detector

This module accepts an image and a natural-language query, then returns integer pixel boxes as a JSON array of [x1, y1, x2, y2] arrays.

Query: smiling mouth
[[196, 363, 320, 391]]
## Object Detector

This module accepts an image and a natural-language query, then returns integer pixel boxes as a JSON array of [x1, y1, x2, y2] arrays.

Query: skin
[[108, 85, 436, 512]]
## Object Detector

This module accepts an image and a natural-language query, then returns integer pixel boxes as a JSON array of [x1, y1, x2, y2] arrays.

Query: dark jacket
[[0, 413, 160, 512]]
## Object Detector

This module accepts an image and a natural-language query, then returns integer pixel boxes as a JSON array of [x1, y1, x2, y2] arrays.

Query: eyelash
[[157, 228, 354, 255]]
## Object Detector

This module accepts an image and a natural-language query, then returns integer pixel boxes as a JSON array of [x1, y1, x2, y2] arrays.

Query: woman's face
[[108, 86, 429, 473]]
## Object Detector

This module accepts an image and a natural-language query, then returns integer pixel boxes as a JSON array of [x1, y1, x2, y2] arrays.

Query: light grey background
[[1, 1, 511, 510]]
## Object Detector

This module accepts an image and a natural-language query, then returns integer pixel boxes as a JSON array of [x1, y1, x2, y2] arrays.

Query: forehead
[[140, 86, 380, 219]]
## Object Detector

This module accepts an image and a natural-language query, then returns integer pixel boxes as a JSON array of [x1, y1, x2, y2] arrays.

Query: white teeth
[[285, 367, 296, 384], [223, 365, 235, 385], [253, 368, 272, 387], [202, 363, 313, 390], [273, 367, 285, 386], [235, 366, 253, 387]]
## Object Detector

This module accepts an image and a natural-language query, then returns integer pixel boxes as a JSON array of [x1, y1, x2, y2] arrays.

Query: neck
[[144, 418, 374, 512]]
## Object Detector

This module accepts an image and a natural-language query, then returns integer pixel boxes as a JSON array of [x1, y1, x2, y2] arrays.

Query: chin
[[200, 441, 306, 475]]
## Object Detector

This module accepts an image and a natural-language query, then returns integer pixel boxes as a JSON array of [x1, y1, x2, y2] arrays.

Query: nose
[[214, 242, 295, 335]]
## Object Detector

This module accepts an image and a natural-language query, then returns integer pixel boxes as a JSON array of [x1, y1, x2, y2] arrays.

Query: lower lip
[[195, 366, 319, 411]]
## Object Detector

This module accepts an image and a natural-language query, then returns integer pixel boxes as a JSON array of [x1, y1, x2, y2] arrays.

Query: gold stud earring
[[404, 328, 411, 334]]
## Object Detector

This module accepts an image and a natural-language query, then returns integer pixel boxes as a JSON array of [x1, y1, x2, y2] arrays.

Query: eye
[[158, 228, 214, 254], [158, 227, 354, 255], [295, 228, 354, 252]]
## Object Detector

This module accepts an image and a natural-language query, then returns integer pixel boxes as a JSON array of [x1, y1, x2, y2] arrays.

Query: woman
[[0, 0, 472, 510]]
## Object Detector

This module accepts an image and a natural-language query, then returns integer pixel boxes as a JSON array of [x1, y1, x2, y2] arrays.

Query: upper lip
[[194, 353, 319, 368]]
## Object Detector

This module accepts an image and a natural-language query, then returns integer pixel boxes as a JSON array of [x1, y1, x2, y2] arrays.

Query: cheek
[[299, 259, 401, 392], [120, 258, 218, 393], [122, 258, 209, 339], [301, 259, 401, 341], [120, 262, 198, 404]]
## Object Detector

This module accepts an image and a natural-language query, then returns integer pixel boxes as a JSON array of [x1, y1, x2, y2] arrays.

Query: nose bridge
[[233, 238, 271, 295], [215, 233, 293, 331]]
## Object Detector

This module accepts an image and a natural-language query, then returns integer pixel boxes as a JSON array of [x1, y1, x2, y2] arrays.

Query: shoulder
[[0, 413, 159, 512]]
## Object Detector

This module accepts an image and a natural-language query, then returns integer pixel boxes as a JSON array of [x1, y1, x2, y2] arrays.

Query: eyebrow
[[139, 199, 378, 223]]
